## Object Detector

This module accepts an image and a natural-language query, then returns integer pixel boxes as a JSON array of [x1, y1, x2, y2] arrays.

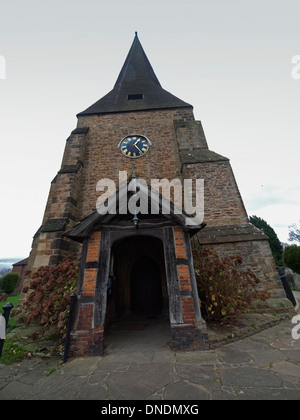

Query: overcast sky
[[0, 0, 299, 260]]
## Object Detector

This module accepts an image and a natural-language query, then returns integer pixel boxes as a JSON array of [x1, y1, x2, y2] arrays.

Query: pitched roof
[[12, 258, 28, 266], [77, 33, 192, 116], [65, 178, 205, 242]]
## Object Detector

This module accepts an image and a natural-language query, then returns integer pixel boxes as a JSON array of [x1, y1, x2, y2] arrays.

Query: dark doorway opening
[[131, 255, 163, 315], [105, 235, 168, 328]]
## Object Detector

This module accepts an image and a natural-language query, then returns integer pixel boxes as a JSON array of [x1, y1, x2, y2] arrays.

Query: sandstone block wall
[[23, 105, 282, 305]]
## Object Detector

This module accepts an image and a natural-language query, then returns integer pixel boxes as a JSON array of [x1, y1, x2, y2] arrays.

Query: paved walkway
[[0, 316, 299, 400]]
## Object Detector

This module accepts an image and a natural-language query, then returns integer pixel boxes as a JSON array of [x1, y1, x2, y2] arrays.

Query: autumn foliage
[[193, 247, 269, 322], [22, 258, 79, 339]]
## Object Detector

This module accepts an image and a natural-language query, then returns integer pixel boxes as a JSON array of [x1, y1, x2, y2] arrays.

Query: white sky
[[0, 0, 299, 259]]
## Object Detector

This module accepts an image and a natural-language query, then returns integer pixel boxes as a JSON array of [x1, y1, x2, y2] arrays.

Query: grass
[[0, 294, 20, 308], [0, 295, 20, 332], [0, 294, 20, 331], [0, 294, 62, 365], [0, 341, 27, 365], [0, 294, 28, 364], [46, 368, 57, 376]]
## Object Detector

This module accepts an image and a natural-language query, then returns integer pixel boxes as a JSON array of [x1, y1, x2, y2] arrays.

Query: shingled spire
[[77, 33, 192, 116]]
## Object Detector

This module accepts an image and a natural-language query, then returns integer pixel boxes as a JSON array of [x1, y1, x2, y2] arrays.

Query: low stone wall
[[208, 309, 295, 349]]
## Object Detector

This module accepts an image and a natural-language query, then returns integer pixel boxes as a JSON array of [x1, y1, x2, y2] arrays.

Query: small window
[[127, 94, 143, 100]]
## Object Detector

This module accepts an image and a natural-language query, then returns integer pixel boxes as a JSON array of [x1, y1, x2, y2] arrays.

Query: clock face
[[119, 135, 150, 159]]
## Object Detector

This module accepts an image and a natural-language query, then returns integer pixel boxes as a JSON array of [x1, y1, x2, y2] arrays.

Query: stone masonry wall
[[23, 104, 284, 310], [183, 160, 249, 227], [22, 108, 195, 296], [205, 239, 281, 291], [76, 108, 194, 219]]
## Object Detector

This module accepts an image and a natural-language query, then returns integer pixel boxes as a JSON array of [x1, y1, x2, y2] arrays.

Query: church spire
[[113, 31, 161, 89], [77, 33, 192, 116]]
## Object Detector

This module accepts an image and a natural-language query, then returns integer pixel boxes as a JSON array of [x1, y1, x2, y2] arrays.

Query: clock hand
[[134, 143, 142, 152]]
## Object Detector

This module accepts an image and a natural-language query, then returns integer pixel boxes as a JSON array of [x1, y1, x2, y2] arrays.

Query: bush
[[193, 247, 268, 322], [22, 258, 79, 340], [283, 245, 300, 274], [1, 273, 19, 294]]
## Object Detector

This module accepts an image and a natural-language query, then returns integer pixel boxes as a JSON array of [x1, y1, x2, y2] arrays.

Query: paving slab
[[0, 318, 299, 400], [164, 380, 211, 400], [218, 366, 284, 388]]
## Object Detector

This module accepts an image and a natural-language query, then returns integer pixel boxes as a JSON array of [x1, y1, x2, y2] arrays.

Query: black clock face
[[119, 135, 150, 159]]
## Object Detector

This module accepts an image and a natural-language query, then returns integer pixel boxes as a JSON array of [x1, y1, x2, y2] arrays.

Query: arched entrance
[[105, 235, 168, 327], [68, 200, 208, 356]]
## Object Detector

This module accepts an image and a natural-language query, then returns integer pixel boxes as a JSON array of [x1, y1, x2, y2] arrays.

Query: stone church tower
[[23, 34, 283, 356]]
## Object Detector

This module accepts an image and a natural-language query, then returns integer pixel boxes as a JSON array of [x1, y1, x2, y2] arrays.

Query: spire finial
[[135, 31, 138, 37]]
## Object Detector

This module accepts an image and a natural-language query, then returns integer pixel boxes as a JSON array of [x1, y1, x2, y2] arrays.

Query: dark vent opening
[[128, 94, 143, 100]]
